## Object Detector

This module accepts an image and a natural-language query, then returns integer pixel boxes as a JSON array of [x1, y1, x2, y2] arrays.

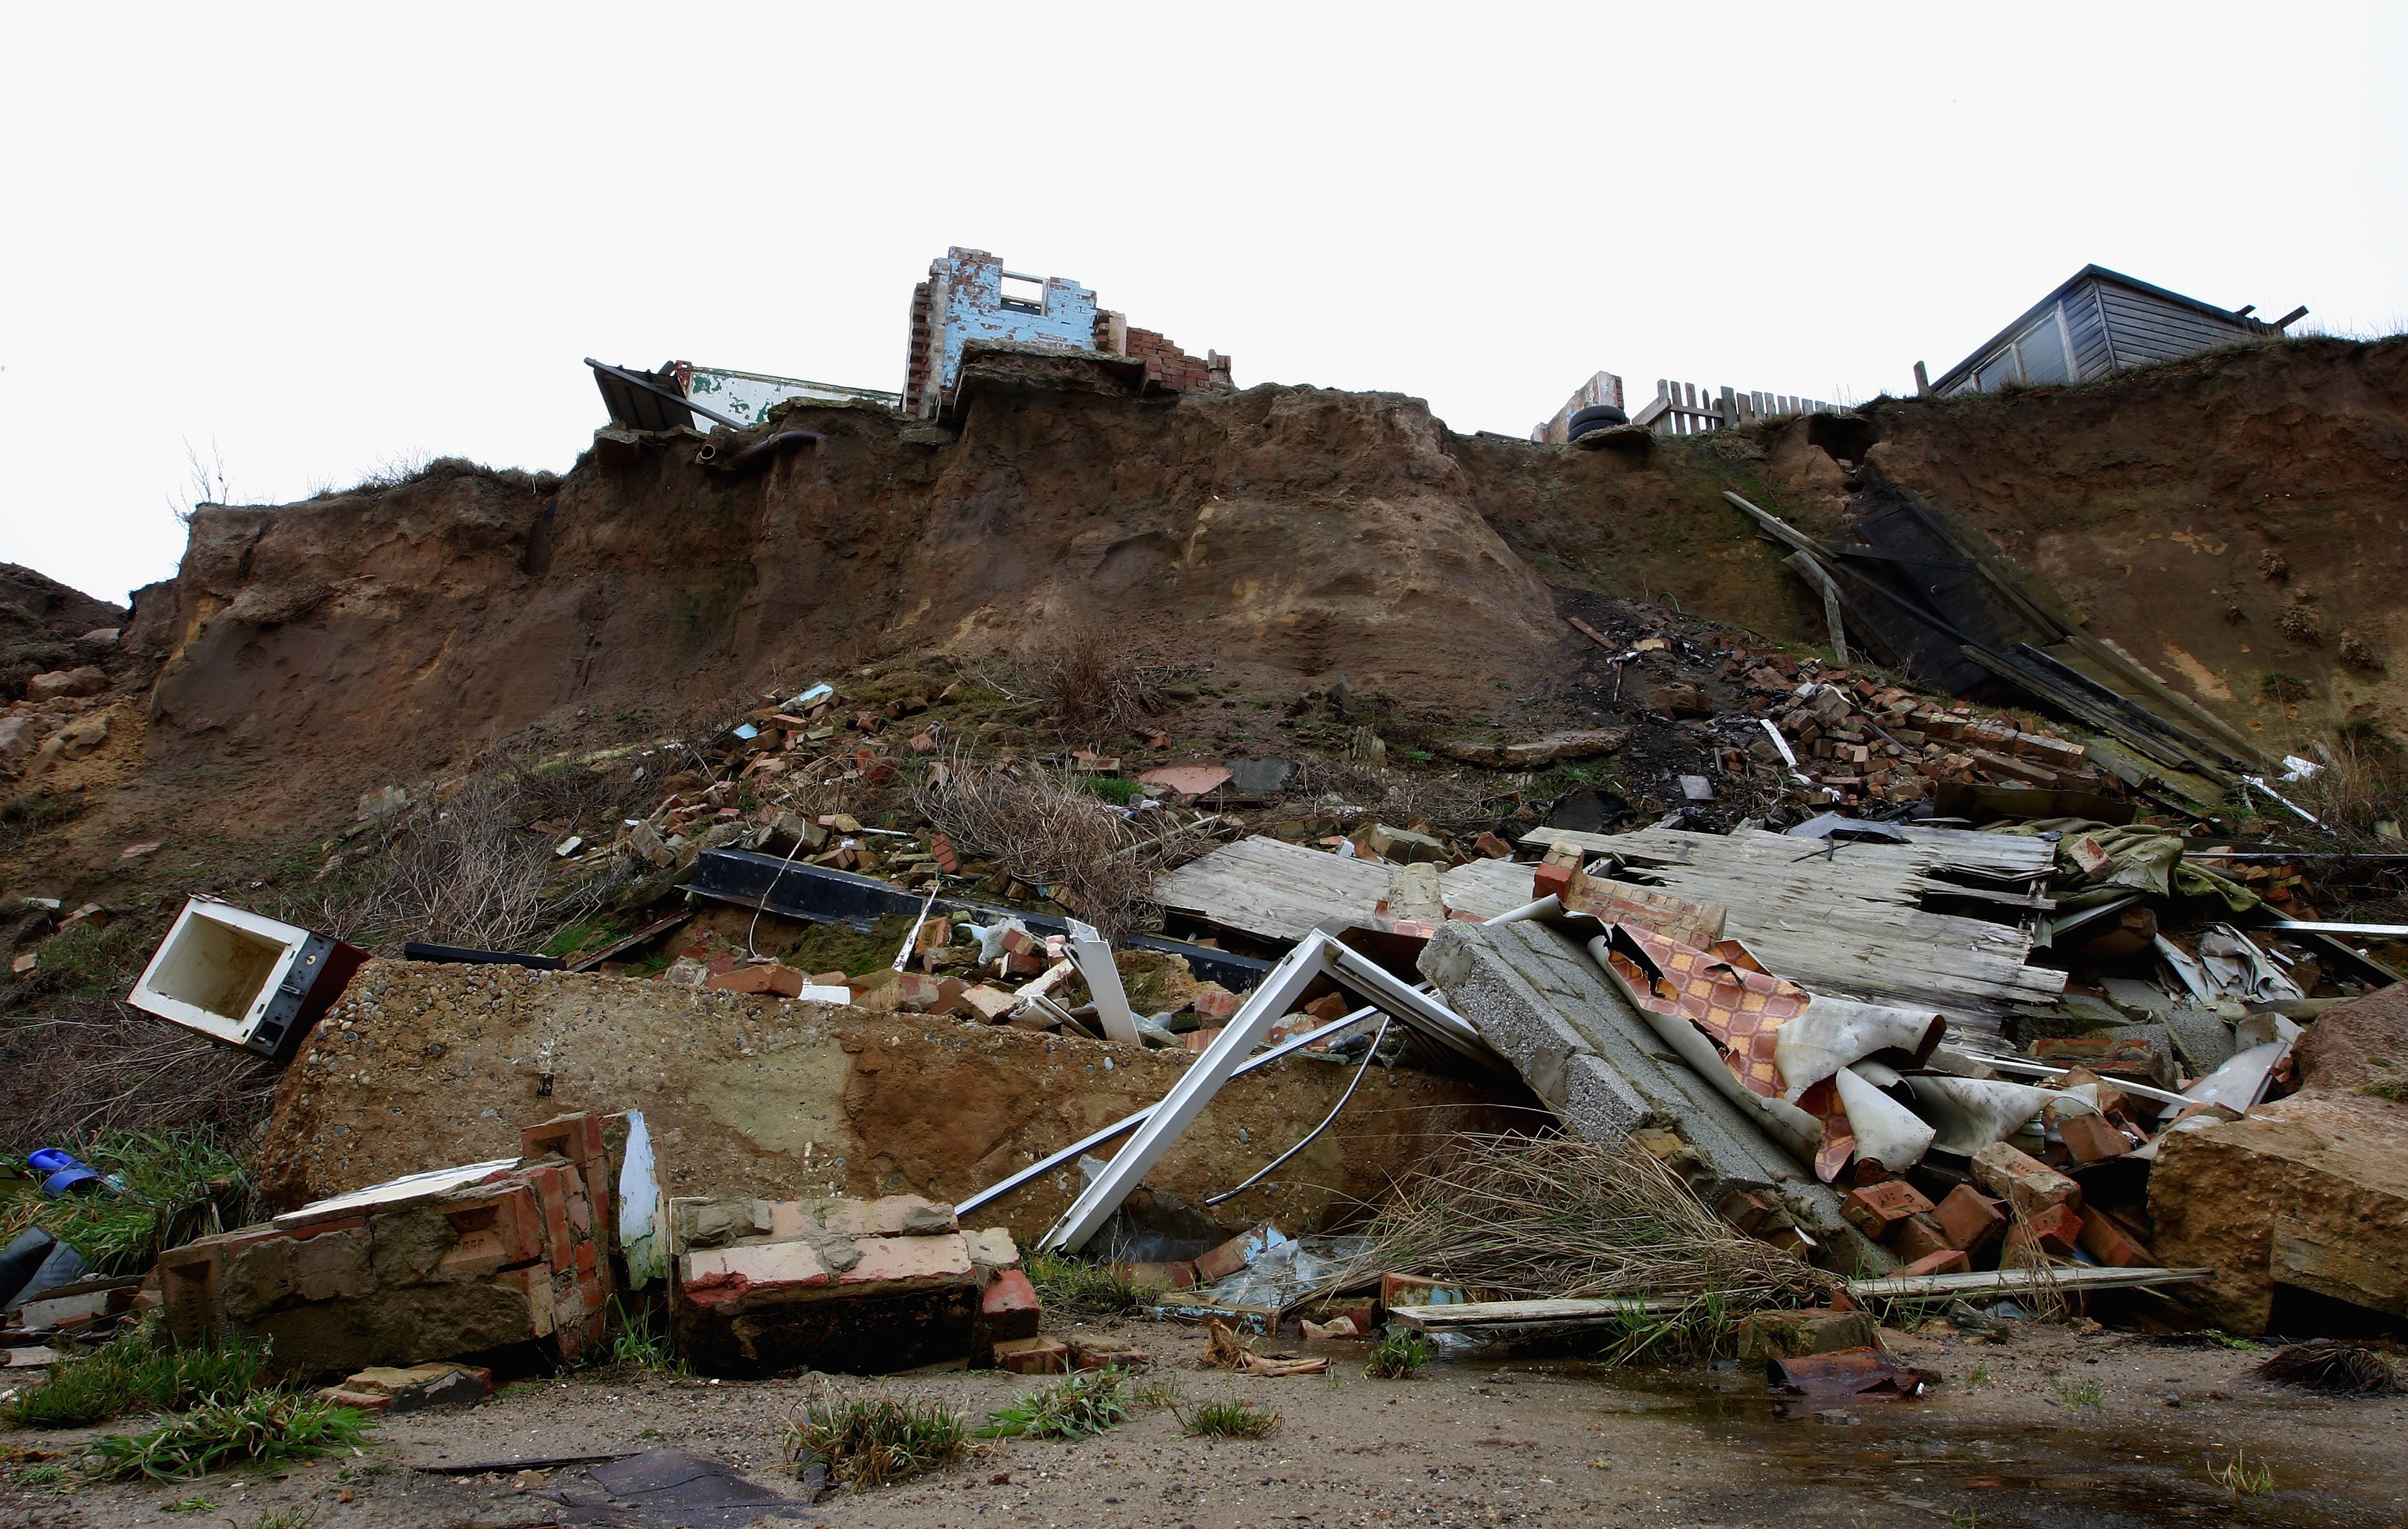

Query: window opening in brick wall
[[999, 272, 1046, 314]]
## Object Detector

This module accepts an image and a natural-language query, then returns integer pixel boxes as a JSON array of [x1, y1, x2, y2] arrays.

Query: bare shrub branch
[[0, 1004, 277, 1147], [310, 750, 645, 954], [912, 756, 1198, 942], [1030, 624, 1164, 743]]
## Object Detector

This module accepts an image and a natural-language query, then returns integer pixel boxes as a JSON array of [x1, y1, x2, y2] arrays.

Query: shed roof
[[1929, 265, 2278, 394]]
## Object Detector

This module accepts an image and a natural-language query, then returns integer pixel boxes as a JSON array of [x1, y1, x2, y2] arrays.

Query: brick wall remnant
[[904, 246, 1233, 417]]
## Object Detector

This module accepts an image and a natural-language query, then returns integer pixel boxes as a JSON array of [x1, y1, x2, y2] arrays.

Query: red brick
[[708, 962, 807, 997], [1110, 1260, 1196, 1292], [1194, 988, 1241, 1019], [1930, 1184, 2006, 1254], [519, 1112, 606, 1165], [992, 1335, 1068, 1374], [1192, 1226, 1271, 1283], [2026, 1201, 2085, 1257], [1887, 1212, 1954, 1264], [1842, 1181, 1934, 1241], [2058, 1112, 2129, 1164], [2077, 1207, 2152, 1268], [1532, 863, 1574, 899], [1971, 1142, 2080, 1217], [981, 1268, 1041, 1341]]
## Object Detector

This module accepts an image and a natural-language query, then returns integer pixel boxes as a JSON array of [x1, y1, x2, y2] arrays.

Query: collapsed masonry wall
[[254, 959, 1521, 1250]]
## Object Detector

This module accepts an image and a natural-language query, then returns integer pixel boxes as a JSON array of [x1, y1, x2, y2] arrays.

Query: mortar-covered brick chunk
[[841, 1230, 973, 1284], [681, 1241, 832, 1306]]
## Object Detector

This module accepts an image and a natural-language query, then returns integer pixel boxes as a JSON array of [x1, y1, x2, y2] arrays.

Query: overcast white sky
[[4, 3, 2403, 606]]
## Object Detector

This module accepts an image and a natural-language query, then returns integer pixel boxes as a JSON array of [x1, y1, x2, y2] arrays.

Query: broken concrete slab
[[2149, 1094, 2408, 1332], [1416, 919, 1890, 1271], [254, 960, 1516, 1258]]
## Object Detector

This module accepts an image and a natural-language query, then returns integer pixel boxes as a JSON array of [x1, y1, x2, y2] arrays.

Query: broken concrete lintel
[[1038, 930, 1503, 1254], [1416, 919, 1887, 1271]]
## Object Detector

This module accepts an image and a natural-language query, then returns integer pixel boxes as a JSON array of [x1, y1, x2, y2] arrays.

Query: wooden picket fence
[[1632, 379, 1836, 436]]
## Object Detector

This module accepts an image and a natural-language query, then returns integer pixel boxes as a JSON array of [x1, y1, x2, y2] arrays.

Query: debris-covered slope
[[1821, 336, 2408, 741]]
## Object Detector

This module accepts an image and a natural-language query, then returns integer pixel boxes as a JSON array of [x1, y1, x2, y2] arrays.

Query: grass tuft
[[1178, 1397, 1280, 1438], [1363, 1326, 1430, 1380], [2048, 1376, 2104, 1411], [1132, 1378, 1187, 1410], [977, 1369, 1130, 1441], [15, 1130, 253, 1276], [83, 1390, 374, 1481], [783, 1386, 968, 1490], [601, 1294, 683, 1375], [1022, 1253, 1159, 1319], [3, 1327, 272, 1429], [2205, 1448, 2275, 1497]]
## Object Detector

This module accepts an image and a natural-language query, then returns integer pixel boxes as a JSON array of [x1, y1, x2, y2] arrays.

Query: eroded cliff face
[[130, 337, 2408, 832], [140, 384, 1570, 824], [1849, 337, 2408, 741]]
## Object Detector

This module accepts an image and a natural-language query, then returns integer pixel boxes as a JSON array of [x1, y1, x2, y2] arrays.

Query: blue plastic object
[[28, 1148, 103, 1196]]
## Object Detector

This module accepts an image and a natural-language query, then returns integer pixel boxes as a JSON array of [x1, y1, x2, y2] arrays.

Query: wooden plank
[[1485, 828, 2064, 1020], [1154, 836, 1391, 943]]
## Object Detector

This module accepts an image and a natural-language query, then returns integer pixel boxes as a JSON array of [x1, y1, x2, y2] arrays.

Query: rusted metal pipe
[[697, 430, 821, 476]]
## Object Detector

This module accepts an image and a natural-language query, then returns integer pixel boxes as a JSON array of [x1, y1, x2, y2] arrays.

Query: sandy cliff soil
[[102, 336, 2404, 851]]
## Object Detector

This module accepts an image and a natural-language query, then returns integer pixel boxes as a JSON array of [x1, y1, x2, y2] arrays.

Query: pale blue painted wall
[[933, 249, 1098, 388]]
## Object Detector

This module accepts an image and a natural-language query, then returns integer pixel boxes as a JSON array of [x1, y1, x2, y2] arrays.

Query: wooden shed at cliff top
[[1926, 265, 2307, 397]]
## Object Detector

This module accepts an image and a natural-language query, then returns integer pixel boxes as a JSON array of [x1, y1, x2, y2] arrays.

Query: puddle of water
[[1478, 1361, 2400, 1528]]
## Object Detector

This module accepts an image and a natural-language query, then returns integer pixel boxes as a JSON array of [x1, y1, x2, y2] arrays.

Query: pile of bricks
[[666, 1192, 1037, 1378], [156, 1112, 621, 1374], [1728, 654, 2105, 808], [1838, 1137, 2154, 1281]]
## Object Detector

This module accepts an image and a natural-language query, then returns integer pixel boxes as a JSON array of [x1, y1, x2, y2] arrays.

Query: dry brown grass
[[300, 748, 647, 954], [912, 756, 1200, 941], [1335, 1132, 1825, 1308], [0, 1005, 277, 1148], [2284, 730, 2408, 848]]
